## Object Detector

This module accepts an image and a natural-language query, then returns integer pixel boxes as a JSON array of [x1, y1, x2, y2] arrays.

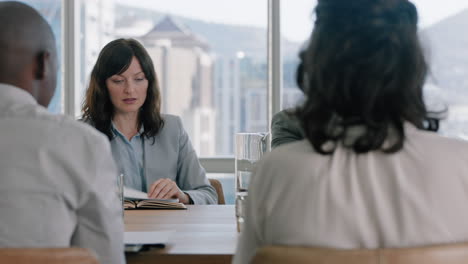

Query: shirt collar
[[111, 122, 144, 140], [0, 83, 37, 107]]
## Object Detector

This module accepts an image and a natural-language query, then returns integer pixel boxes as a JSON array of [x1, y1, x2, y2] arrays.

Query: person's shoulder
[[159, 114, 183, 132], [407, 125, 468, 152], [272, 109, 296, 124], [271, 139, 313, 156], [271, 109, 302, 134], [252, 140, 316, 188], [151, 114, 183, 142], [161, 113, 181, 125], [260, 140, 314, 169], [77, 117, 94, 127], [37, 112, 108, 145]]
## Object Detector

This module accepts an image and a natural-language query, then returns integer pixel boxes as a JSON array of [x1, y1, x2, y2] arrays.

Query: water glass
[[119, 173, 125, 216], [235, 132, 268, 232]]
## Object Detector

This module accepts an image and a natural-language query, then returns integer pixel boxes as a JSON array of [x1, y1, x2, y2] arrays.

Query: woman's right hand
[[148, 178, 190, 204]]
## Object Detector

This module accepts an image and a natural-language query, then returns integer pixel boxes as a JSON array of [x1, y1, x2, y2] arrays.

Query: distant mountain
[[115, 4, 302, 61], [422, 8, 468, 105]]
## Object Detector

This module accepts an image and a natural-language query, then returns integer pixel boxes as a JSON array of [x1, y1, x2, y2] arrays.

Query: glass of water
[[235, 132, 268, 232], [119, 173, 125, 217]]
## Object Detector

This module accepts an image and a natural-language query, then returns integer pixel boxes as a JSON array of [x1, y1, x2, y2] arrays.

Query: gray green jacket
[[271, 109, 304, 149]]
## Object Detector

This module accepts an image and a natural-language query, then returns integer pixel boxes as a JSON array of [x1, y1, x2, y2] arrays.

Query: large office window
[[281, 0, 468, 140], [0, 0, 63, 113], [11, 0, 468, 203], [7, 2, 468, 146], [413, 0, 468, 139], [280, 0, 315, 110], [77, 0, 268, 158]]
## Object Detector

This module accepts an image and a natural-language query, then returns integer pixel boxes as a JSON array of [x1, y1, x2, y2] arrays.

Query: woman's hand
[[148, 178, 190, 204]]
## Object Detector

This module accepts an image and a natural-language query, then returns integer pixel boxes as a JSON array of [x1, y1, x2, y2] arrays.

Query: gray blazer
[[86, 114, 217, 204], [271, 109, 304, 149]]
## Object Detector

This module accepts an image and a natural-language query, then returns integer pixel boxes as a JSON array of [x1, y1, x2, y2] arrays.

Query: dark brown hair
[[81, 38, 164, 141], [297, 0, 440, 154]]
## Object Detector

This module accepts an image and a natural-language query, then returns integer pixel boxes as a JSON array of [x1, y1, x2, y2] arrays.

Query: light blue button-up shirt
[[111, 124, 147, 192]]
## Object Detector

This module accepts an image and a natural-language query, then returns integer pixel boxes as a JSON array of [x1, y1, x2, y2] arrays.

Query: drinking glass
[[235, 132, 268, 232], [119, 173, 125, 217]]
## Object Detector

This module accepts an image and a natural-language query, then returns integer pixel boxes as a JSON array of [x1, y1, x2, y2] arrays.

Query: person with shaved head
[[0, 2, 124, 263]]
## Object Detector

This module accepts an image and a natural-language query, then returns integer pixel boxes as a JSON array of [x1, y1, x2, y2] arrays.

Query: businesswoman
[[234, 0, 468, 262], [82, 38, 217, 204]]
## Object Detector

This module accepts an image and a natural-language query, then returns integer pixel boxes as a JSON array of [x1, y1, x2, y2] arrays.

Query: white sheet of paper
[[124, 230, 174, 245], [123, 186, 179, 203], [123, 186, 149, 200]]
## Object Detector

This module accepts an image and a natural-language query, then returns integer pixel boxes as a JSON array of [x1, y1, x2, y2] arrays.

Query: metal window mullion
[[62, 0, 80, 118], [267, 0, 282, 151]]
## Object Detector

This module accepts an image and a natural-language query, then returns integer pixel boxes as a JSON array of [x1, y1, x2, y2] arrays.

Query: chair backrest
[[0, 248, 99, 264], [252, 243, 468, 264], [208, 178, 225, 204]]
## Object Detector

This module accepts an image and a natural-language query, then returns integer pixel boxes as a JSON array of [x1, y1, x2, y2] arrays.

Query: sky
[[117, 0, 468, 43]]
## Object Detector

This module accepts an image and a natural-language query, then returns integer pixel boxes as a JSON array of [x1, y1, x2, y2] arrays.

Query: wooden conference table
[[125, 205, 238, 264]]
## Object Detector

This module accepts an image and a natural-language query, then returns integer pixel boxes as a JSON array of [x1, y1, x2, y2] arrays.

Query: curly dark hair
[[81, 38, 164, 142], [296, 0, 440, 154]]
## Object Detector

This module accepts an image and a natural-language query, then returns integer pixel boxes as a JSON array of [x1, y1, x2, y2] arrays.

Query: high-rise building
[[214, 53, 269, 154], [214, 56, 241, 155], [141, 16, 216, 156]]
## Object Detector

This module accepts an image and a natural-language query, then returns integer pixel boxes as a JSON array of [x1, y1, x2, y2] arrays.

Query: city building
[[141, 16, 216, 156]]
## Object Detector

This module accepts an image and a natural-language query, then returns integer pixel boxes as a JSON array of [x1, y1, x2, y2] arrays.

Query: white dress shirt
[[234, 123, 468, 263], [0, 83, 125, 264]]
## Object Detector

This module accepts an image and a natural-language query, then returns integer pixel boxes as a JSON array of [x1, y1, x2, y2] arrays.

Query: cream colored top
[[234, 123, 468, 264]]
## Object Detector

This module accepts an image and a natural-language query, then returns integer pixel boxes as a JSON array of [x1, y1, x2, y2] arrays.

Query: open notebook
[[124, 187, 186, 210]]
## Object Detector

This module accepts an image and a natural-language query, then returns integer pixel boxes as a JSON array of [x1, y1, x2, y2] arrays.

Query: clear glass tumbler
[[235, 132, 268, 232], [119, 173, 125, 217]]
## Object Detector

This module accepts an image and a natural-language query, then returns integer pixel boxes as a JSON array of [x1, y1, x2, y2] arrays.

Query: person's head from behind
[[0, 1, 57, 107], [82, 38, 164, 140], [297, 0, 435, 154]]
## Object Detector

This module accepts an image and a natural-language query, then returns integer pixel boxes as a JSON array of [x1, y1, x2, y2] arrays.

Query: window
[[413, 0, 468, 139], [280, 0, 315, 110], [77, 0, 268, 158], [19, 0, 468, 204], [1, 0, 63, 113], [281, 0, 468, 140]]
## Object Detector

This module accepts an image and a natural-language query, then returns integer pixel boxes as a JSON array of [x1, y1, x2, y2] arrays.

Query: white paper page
[[124, 230, 174, 245], [124, 186, 179, 202], [123, 186, 148, 199]]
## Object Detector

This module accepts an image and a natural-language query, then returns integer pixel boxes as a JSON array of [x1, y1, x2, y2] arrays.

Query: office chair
[[0, 248, 99, 264], [252, 243, 468, 264], [209, 178, 226, 204]]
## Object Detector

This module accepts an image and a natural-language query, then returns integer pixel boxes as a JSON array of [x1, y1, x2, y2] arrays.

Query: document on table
[[124, 230, 174, 245]]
